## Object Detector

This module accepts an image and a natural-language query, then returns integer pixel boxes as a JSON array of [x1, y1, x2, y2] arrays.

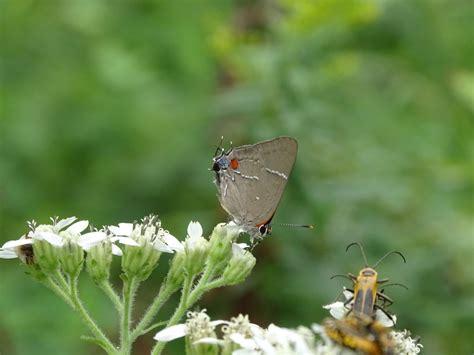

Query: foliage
[[1, 0, 472, 354]]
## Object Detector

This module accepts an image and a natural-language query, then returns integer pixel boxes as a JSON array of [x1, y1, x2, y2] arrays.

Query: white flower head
[[154, 309, 227, 343], [187, 221, 203, 238], [108, 215, 180, 254], [222, 314, 255, 341], [0, 235, 34, 264], [392, 329, 423, 354], [0, 217, 100, 264], [27, 217, 107, 251]]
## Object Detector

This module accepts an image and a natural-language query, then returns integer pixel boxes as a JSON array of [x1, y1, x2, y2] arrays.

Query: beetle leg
[[377, 292, 393, 307]]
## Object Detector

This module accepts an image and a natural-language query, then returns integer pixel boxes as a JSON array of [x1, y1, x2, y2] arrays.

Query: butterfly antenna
[[213, 136, 224, 156], [373, 250, 406, 269], [346, 242, 369, 267], [277, 223, 314, 229]]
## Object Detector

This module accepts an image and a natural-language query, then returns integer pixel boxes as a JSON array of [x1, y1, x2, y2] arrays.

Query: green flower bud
[[166, 251, 186, 288], [59, 238, 84, 278], [221, 244, 256, 285], [114, 215, 180, 282], [185, 235, 209, 277], [86, 240, 113, 283], [33, 239, 60, 274], [207, 223, 239, 270], [122, 241, 161, 282]]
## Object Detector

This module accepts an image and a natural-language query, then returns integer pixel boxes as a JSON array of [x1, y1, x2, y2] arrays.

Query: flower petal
[[375, 309, 396, 327], [2, 238, 34, 249], [154, 324, 187, 342], [236, 242, 249, 250], [230, 333, 256, 349], [111, 244, 123, 256], [187, 221, 203, 238], [233, 350, 259, 355], [111, 236, 139, 246], [342, 288, 353, 300], [232, 243, 246, 255], [162, 232, 183, 252], [108, 223, 133, 236], [78, 232, 107, 248], [34, 232, 63, 247], [323, 302, 348, 320], [194, 337, 224, 345], [253, 336, 275, 355], [153, 239, 174, 253], [67, 220, 89, 234], [55, 217, 77, 230], [0, 249, 19, 259]]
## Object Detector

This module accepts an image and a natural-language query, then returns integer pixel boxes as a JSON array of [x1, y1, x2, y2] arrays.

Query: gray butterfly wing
[[217, 136, 297, 228]]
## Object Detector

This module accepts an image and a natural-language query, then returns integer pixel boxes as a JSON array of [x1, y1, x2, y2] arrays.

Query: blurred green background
[[1, 0, 473, 354]]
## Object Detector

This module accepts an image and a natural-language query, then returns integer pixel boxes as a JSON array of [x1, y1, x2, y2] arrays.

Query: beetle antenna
[[380, 283, 408, 291], [346, 242, 369, 267], [330, 274, 354, 282], [373, 250, 406, 269]]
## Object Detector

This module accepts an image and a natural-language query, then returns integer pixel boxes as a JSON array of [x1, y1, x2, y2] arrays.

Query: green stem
[[188, 278, 226, 304], [138, 321, 168, 336], [130, 284, 175, 341], [53, 269, 71, 293], [120, 276, 137, 355], [99, 280, 123, 314], [151, 275, 194, 355], [69, 276, 117, 354], [184, 264, 220, 307], [42, 276, 74, 308]]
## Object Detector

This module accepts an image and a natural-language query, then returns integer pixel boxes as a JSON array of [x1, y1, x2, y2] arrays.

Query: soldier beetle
[[331, 242, 407, 322], [324, 315, 394, 355]]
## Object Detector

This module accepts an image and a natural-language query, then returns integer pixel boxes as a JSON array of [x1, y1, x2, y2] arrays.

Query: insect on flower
[[331, 242, 407, 322], [323, 242, 408, 355], [324, 315, 394, 355]]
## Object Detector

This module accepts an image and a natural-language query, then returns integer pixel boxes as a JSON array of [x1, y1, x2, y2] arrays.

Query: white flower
[[0, 236, 34, 261], [0, 217, 108, 261], [108, 218, 181, 254], [392, 329, 423, 354], [154, 309, 227, 343], [187, 221, 203, 238]]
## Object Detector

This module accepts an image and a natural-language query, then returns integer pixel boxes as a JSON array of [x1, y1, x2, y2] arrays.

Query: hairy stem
[[151, 275, 194, 355], [120, 276, 137, 355], [69, 276, 116, 354], [99, 280, 123, 314], [130, 284, 175, 341]]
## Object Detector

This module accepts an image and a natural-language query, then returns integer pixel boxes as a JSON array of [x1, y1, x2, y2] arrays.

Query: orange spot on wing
[[230, 159, 239, 170]]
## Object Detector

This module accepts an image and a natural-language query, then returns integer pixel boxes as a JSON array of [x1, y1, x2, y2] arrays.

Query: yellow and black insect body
[[324, 315, 394, 355], [333, 242, 406, 321], [324, 243, 407, 355]]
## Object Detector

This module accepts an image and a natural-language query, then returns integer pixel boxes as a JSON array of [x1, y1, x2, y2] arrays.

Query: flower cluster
[[0, 216, 184, 280], [0, 216, 256, 287], [154, 309, 423, 355], [0, 215, 422, 355]]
